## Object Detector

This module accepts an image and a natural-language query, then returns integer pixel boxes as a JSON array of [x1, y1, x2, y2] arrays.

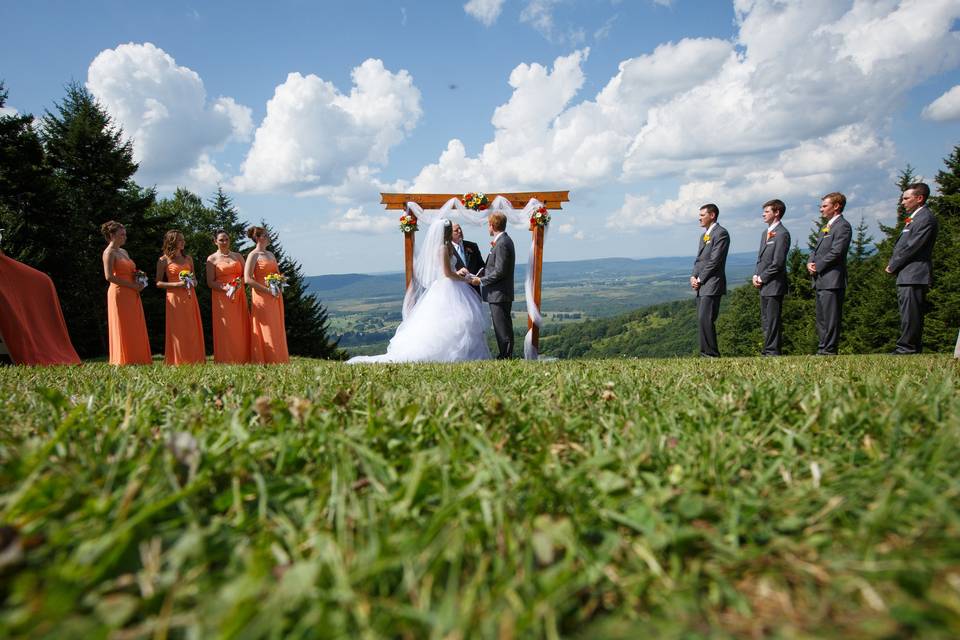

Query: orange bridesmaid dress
[[107, 257, 152, 365], [250, 256, 289, 364], [164, 260, 206, 364], [211, 258, 250, 363]]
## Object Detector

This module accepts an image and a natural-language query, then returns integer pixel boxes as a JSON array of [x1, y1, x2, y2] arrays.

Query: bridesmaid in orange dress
[[205, 230, 250, 363], [155, 230, 205, 364], [101, 221, 152, 365], [244, 226, 289, 364]]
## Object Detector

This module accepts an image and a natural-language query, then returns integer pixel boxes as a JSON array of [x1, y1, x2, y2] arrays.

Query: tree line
[[542, 147, 960, 359], [0, 81, 340, 359]]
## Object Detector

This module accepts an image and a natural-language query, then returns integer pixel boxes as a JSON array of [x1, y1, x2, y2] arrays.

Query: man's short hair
[[763, 199, 786, 217], [907, 182, 930, 201], [822, 192, 846, 212], [489, 212, 507, 231], [700, 203, 720, 218]]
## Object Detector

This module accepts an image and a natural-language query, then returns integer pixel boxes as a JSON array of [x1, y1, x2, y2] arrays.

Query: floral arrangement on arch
[[530, 205, 551, 228], [462, 192, 489, 211], [399, 210, 419, 233]]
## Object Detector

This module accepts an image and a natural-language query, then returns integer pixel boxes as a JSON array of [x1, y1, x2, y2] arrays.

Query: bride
[[348, 218, 492, 363]]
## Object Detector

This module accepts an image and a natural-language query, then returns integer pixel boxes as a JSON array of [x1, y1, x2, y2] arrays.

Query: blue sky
[[2, 0, 959, 276]]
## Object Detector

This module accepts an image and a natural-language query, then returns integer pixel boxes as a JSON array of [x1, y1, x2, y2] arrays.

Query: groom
[[466, 212, 515, 359]]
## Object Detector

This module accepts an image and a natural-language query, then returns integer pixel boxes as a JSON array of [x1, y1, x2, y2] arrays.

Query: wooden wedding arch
[[379, 191, 570, 355]]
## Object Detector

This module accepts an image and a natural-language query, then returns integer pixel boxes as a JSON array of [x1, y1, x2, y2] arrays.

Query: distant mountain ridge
[[306, 252, 758, 299], [306, 253, 759, 356]]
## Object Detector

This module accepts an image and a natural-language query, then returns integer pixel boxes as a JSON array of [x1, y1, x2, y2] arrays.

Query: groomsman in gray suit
[[469, 212, 515, 359], [807, 192, 852, 355], [690, 203, 729, 357], [886, 182, 938, 354], [752, 199, 791, 355]]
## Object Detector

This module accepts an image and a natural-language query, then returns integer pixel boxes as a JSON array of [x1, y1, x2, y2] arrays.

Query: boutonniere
[[904, 217, 913, 226], [703, 234, 711, 243], [821, 225, 830, 235], [465, 246, 474, 254], [490, 241, 496, 248], [767, 230, 777, 240]]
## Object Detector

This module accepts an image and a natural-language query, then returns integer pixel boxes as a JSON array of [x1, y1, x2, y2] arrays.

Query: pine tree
[[924, 146, 960, 351], [39, 82, 166, 357], [716, 283, 761, 356], [262, 222, 341, 359], [0, 82, 55, 265], [935, 146, 960, 197], [780, 244, 817, 354], [209, 186, 249, 252]]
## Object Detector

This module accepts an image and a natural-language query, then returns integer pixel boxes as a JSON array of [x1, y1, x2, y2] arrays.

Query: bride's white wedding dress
[[348, 220, 491, 364]]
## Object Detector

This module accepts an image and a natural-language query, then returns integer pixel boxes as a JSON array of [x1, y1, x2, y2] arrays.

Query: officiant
[[451, 223, 484, 296]]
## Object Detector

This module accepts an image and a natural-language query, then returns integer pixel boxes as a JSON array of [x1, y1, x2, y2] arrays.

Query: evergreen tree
[[262, 222, 341, 359], [935, 147, 960, 197], [210, 186, 249, 252], [716, 281, 761, 356], [771, 243, 815, 354], [0, 82, 55, 265], [38, 82, 167, 357], [924, 146, 960, 350]]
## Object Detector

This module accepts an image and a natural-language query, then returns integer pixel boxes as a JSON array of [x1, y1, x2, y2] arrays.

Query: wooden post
[[404, 231, 414, 290], [528, 223, 545, 357]]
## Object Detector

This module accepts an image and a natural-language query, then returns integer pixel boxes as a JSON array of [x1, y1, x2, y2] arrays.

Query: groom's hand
[[470, 277, 481, 286]]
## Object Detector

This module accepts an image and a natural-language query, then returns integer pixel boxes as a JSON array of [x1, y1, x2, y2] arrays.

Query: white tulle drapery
[[404, 196, 546, 360]]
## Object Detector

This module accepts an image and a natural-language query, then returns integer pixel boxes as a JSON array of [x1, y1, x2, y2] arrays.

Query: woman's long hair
[[162, 230, 183, 259]]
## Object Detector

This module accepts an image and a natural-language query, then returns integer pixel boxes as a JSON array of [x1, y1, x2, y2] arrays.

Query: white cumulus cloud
[[412, 0, 960, 235], [464, 0, 506, 25], [234, 59, 421, 193], [327, 206, 397, 233], [923, 85, 960, 122], [87, 42, 252, 189]]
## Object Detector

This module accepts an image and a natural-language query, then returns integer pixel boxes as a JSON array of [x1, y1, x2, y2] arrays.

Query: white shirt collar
[[492, 231, 505, 243], [767, 220, 781, 232], [826, 214, 842, 227], [704, 222, 717, 236]]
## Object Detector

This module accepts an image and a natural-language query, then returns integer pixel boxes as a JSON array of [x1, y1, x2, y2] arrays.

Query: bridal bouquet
[[179, 269, 196, 296], [530, 205, 551, 228], [265, 273, 288, 298], [399, 211, 419, 233], [462, 192, 489, 211], [225, 275, 243, 300], [133, 270, 149, 288]]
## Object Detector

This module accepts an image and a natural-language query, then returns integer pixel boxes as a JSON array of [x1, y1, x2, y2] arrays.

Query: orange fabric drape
[[0, 253, 81, 365]]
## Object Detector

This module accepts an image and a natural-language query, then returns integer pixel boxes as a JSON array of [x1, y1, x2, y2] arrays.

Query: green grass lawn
[[1, 356, 959, 638]]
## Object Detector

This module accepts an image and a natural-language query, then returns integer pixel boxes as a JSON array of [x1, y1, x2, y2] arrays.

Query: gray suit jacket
[[692, 224, 729, 296], [888, 205, 938, 286], [755, 224, 791, 297], [812, 215, 852, 290], [480, 232, 515, 303]]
